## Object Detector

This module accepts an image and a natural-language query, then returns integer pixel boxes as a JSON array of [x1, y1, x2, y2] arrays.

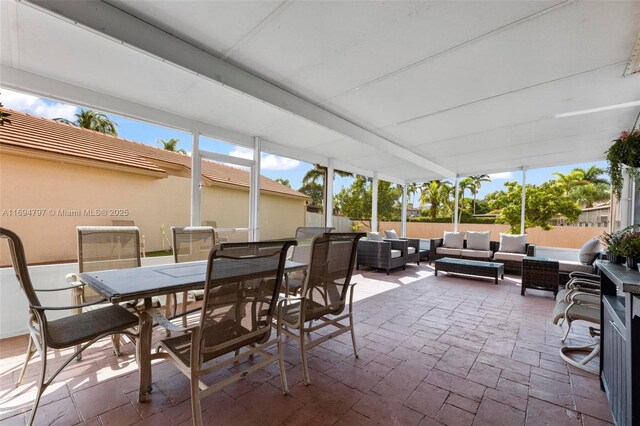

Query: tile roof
[[0, 108, 308, 199]]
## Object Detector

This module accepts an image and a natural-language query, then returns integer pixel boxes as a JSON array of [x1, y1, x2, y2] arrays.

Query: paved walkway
[[0, 263, 612, 425]]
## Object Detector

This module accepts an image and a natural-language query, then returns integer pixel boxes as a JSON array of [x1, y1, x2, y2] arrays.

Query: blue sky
[[1, 87, 607, 202]]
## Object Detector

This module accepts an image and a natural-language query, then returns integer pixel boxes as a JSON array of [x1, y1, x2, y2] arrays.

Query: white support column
[[453, 177, 460, 232], [372, 173, 379, 232], [521, 167, 527, 234], [249, 137, 261, 241], [326, 159, 334, 228], [401, 184, 408, 237], [190, 132, 201, 226]]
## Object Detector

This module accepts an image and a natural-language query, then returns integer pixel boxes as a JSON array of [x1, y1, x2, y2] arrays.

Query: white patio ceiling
[[1, 0, 639, 183]]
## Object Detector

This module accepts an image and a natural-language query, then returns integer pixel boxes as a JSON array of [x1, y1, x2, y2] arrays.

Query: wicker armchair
[[284, 226, 334, 296], [387, 238, 421, 264], [170, 226, 216, 325], [1, 227, 139, 426], [276, 233, 364, 384], [156, 239, 296, 426], [356, 238, 408, 274]]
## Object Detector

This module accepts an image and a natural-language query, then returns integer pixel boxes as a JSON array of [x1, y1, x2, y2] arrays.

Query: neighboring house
[[406, 204, 422, 218], [0, 108, 308, 264], [551, 202, 610, 228]]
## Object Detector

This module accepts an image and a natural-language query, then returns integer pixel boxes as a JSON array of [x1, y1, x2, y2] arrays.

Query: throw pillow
[[384, 229, 399, 239], [579, 237, 602, 265], [443, 231, 465, 249], [499, 233, 527, 253], [367, 232, 384, 241], [467, 231, 491, 250]]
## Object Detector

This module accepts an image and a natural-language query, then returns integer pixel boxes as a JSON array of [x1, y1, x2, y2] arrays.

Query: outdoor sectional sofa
[[429, 233, 535, 275]]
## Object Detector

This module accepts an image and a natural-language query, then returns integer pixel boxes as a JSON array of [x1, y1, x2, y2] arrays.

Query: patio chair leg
[[277, 335, 289, 395], [559, 343, 600, 374], [561, 319, 572, 343], [190, 374, 203, 426], [16, 335, 35, 386], [349, 315, 358, 358], [300, 330, 311, 386], [111, 334, 122, 356], [27, 342, 48, 426], [181, 291, 188, 328]]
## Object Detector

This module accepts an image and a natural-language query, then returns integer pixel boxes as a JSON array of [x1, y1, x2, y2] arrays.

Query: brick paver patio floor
[[0, 263, 612, 425]]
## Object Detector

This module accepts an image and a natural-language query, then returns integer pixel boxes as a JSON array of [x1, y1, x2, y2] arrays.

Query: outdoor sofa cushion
[[578, 237, 602, 265], [390, 249, 402, 259], [460, 249, 492, 259], [499, 234, 527, 253], [443, 231, 465, 248], [384, 229, 399, 239], [436, 247, 461, 256], [466, 231, 491, 250], [494, 252, 527, 262], [408, 247, 416, 254], [558, 260, 595, 274], [367, 232, 384, 241]]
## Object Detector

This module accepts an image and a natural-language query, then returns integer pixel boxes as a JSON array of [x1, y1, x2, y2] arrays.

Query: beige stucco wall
[[379, 222, 605, 249], [0, 153, 305, 264]]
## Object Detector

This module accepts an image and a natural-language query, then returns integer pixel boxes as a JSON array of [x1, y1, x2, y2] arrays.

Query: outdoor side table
[[521, 256, 559, 297]]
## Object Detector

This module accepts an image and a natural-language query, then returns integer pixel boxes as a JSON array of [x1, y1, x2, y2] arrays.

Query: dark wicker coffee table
[[435, 257, 504, 284]]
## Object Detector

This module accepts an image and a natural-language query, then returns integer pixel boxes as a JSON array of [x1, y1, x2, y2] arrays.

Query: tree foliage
[[158, 138, 187, 154], [74, 109, 118, 136], [334, 176, 401, 222], [274, 178, 290, 187], [487, 181, 581, 233], [298, 181, 323, 206]]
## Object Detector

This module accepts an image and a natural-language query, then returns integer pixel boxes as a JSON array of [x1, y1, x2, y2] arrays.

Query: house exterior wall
[[0, 153, 305, 264]]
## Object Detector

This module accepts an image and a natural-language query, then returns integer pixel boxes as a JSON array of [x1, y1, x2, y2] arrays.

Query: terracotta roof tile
[[0, 108, 307, 199]]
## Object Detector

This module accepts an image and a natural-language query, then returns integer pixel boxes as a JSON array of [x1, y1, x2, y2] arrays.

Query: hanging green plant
[[606, 124, 640, 200]]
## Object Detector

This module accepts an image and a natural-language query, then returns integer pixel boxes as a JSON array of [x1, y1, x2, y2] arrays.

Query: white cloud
[[0, 88, 78, 121], [489, 172, 515, 180], [229, 147, 301, 170]]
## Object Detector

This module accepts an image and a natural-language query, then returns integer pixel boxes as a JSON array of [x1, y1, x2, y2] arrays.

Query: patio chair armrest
[[526, 244, 536, 256], [32, 285, 79, 292], [568, 271, 599, 281], [385, 239, 408, 251], [29, 297, 109, 311], [148, 308, 198, 333], [567, 291, 600, 307], [430, 238, 443, 258], [567, 278, 600, 291]]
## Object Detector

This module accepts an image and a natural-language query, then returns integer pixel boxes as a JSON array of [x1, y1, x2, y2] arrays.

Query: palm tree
[[457, 177, 474, 222], [419, 180, 453, 220], [571, 183, 610, 208], [274, 178, 291, 187], [469, 174, 490, 214], [302, 165, 353, 185], [74, 109, 118, 136], [158, 138, 187, 154], [0, 94, 11, 126], [552, 170, 584, 195], [574, 165, 609, 185]]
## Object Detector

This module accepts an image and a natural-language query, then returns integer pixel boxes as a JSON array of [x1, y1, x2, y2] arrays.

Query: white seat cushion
[[408, 247, 416, 254], [443, 231, 465, 249], [466, 231, 491, 250], [460, 249, 492, 259], [494, 252, 527, 262], [558, 260, 595, 274], [390, 249, 402, 259], [499, 233, 527, 253], [436, 247, 461, 256]]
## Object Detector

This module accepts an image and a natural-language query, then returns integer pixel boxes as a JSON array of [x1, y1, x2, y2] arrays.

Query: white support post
[[521, 167, 527, 234], [453, 177, 459, 232], [372, 173, 379, 232], [401, 184, 408, 237], [249, 137, 261, 241], [190, 132, 201, 226], [326, 159, 334, 228]]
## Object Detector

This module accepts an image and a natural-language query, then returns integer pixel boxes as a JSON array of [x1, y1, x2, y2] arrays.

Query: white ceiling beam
[[25, 0, 455, 179], [0, 65, 255, 148]]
